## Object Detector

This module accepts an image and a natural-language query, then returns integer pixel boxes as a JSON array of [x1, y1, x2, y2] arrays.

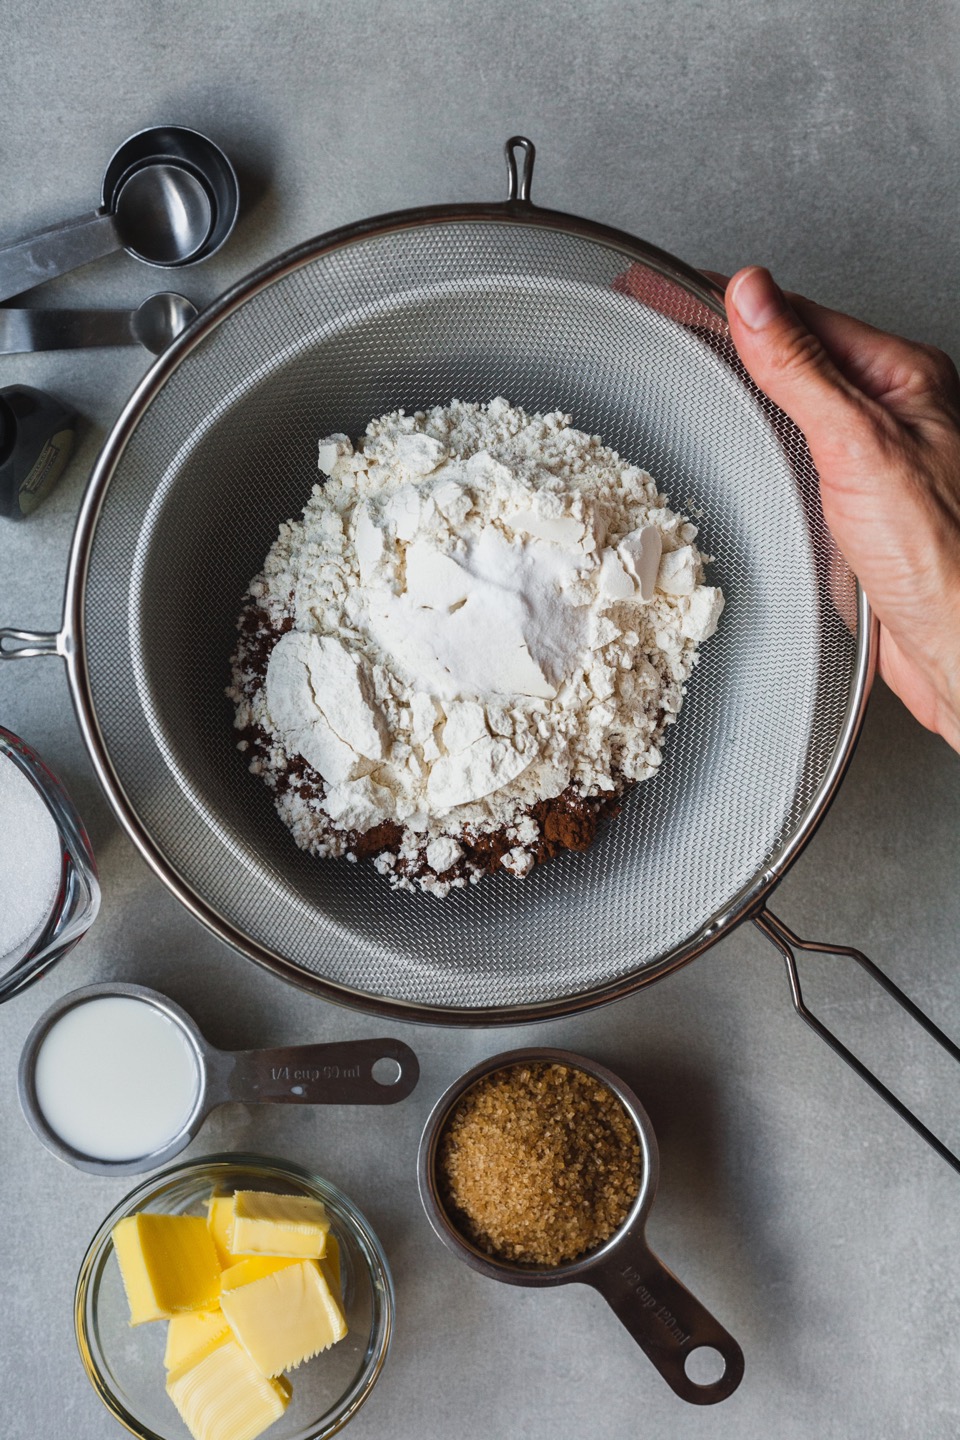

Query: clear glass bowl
[[0, 725, 100, 1002], [75, 1155, 394, 1440]]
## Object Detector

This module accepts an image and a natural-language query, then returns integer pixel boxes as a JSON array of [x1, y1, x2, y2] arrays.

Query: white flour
[[229, 399, 723, 895]]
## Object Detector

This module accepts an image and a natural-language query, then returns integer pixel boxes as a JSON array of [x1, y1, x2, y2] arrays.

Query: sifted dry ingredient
[[229, 398, 724, 897], [437, 1062, 642, 1267]]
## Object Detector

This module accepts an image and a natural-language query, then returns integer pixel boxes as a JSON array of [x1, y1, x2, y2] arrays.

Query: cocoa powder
[[230, 604, 622, 886]]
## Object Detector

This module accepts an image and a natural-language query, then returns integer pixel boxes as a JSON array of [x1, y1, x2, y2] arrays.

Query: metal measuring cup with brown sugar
[[418, 1047, 743, 1406]]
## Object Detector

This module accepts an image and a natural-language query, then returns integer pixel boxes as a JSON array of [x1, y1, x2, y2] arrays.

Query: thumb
[[726, 267, 869, 462]]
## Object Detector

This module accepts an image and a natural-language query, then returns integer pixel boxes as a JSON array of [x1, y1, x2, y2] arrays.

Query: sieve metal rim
[[50, 140, 875, 1024]]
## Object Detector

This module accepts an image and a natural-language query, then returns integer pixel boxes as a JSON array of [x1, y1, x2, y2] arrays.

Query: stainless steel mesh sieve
[[3, 139, 872, 1023]]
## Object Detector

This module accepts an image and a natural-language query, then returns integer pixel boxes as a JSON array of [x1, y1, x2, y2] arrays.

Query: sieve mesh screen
[[78, 218, 861, 1015]]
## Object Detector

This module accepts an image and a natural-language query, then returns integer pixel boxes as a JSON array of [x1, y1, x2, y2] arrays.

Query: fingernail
[[729, 267, 785, 330]]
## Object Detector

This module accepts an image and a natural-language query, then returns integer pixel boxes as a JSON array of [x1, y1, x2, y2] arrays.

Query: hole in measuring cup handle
[[685, 1345, 727, 1387], [371, 1057, 402, 1086]]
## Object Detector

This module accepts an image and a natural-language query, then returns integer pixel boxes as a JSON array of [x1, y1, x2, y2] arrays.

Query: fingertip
[[723, 266, 862, 446], [725, 266, 757, 295], [727, 267, 787, 331]]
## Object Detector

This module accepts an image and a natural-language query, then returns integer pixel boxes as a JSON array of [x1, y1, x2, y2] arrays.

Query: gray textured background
[[2, 1, 960, 1436]]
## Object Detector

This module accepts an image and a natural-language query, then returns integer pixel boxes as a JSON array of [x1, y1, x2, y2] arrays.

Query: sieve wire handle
[[755, 908, 960, 1175], [0, 628, 66, 660], [587, 1236, 744, 1404]]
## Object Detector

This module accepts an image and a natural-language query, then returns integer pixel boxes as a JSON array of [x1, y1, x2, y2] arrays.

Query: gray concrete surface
[[2, 1, 959, 1436]]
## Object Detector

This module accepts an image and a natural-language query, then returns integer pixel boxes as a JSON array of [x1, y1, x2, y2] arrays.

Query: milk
[[33, 996, 201, 1161], [0, 754, 62, 961]]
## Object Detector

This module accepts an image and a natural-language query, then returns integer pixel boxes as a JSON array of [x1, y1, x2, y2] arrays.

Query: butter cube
[[206, 1195, 242, 1268], [318, 1234, 341, 1300], [221, 1256, 300, 1290], [166, 1335, 290, 1440], [164, 1310, 230, 1371], [220, 1258, 347, 1377], [113, 1214, 220, 1324], [229, 1191, 330, 1259]]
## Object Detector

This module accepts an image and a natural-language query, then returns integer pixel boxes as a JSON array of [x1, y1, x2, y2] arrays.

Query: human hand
[[723, 266, 960, 754]]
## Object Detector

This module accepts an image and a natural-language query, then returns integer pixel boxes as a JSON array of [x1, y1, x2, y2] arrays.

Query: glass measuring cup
[[0, 727, 100, 1002], [19, 981, 419, 1176], [418, 1047, 744, 1405]]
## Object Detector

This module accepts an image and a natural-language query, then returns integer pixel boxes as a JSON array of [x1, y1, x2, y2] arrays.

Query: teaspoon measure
[[0, 293, 199, 355]]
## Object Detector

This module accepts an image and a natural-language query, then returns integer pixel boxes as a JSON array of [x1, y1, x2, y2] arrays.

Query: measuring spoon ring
[[19, 982, 419, 1177]]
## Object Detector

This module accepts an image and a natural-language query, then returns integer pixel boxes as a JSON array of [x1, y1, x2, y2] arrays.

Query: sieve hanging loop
[[504, 136, 536, 204], [0, 627, 66, 660], [754, 908, 960, 1175]]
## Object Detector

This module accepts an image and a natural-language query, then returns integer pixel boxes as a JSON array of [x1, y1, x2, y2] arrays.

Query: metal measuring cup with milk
[[19, 982, 419, 1175]]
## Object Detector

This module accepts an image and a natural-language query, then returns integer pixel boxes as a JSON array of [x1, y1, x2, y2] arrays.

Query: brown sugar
[[436, 1062, 642, 1267]]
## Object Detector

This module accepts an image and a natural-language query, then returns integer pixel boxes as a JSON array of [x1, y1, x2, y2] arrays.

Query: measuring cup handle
[[0, 211, 120, 303], [587, 1237, 744, 1404], [218, 1038, 419, 1106]]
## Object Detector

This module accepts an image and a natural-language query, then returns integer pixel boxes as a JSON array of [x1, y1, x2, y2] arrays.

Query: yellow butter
[[166, 1335, 290, 1440], [318, 1234, 341, 1300], [206, 1195, 242, 1268], [229, 1191, 330, 1259], [221, 1256, 300, 1290], [219, 1258, 347, 1377], [164, 1310, 230, 1371], [113, 1214, 221, 1324]]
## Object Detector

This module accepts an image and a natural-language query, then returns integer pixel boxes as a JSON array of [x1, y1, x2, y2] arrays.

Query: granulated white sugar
[[0, 754, 62, 959]]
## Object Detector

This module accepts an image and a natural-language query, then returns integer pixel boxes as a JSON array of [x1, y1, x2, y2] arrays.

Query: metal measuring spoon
[[0, 126, 239, 302], [418, 1047, 744, 1406], [19, 982, 419, 1177], [0, 293, 199, 355]]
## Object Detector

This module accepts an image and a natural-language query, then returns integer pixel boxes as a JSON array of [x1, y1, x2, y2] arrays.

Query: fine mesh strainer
[[3, 138, 958, 1169]]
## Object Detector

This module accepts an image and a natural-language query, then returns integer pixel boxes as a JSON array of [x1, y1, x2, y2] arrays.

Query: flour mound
[[228, 399, 723, 896]]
